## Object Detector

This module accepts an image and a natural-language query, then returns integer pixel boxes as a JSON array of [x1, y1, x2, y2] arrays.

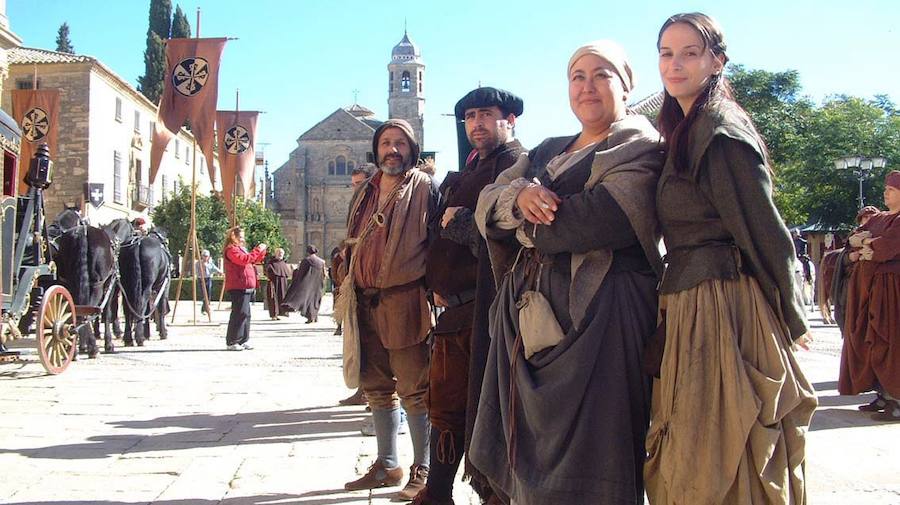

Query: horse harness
[[115, 232, 173, 322]]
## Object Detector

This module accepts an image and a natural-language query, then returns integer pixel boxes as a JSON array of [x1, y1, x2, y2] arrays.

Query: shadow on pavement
[[6, 490, 396, 505], [810, 406, 892, 431], [0, 406, 369, 460], [813, 380, 838, 391], [809, 380, 893, 430], [6, 495, 295, 505]]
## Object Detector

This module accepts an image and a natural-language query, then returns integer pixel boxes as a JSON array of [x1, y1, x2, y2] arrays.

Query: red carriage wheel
[[37, 285, 77, 374]]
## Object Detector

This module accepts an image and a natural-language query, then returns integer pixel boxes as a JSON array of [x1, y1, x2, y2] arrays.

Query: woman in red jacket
[[223, 226, 267, 351]]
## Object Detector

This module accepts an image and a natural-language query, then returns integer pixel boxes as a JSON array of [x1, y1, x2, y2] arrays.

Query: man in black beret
[[415, 88, 525, 505]]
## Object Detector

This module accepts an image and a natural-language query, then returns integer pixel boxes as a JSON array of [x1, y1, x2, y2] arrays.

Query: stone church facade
[[271, 31, 426, 259]]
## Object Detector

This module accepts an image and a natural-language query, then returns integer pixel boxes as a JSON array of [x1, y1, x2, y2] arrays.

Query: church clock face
[[224, 125, 251, 154], [172, 57, 210, 97], [22, 107, 50, 142]]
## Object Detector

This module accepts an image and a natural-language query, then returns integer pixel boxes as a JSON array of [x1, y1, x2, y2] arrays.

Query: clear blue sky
[[9, 0, 900, 180]]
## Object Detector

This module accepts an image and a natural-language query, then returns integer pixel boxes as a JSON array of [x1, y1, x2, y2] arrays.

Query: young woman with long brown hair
[[645, 12, 817, 504]]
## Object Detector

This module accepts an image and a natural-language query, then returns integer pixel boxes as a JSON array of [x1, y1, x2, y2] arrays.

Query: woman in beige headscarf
[[469, 40, 664, 505]]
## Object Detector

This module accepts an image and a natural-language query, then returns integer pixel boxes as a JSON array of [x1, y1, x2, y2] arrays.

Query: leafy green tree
[[153, 187, 289, 267], [776, 96, 899, 228], [137, 0, 172, 104], [55, 22, 74, 53], [234, 197, 291, 259], [727, 65, 899, 229], [728, 65, 813, 167], [171, 5, 191, 39], [152, 183, 228, 258]]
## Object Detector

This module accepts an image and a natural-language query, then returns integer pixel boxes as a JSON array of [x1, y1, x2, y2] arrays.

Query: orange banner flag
[[150, 37, 227, 185], [216, 110, 259, 215], [11, 89, 60, 195]]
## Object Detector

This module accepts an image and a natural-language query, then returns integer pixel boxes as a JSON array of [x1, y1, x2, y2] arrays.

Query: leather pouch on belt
[[517, 290, 565, 359]]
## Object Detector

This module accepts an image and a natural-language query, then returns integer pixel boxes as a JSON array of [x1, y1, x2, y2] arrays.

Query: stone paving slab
[[1, 297, 897, 504]]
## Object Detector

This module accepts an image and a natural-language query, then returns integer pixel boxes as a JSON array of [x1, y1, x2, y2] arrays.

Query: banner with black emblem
[[150, 37, 227, 185], [216, 110, 258, 215], [11, 88, 60, 196]]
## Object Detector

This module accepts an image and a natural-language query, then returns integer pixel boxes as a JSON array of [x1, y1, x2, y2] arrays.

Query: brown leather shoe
[[338, 389, 367, 406], [344, 460, 403, 491], [396, 464, 429, 501], [410, 488, 455, 505]]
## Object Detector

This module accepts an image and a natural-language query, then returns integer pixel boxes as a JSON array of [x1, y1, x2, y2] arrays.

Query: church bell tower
[[387, 30, 425, 149]]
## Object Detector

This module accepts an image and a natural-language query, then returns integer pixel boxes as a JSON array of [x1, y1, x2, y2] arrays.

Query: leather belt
[[440, 288, 476, 308]]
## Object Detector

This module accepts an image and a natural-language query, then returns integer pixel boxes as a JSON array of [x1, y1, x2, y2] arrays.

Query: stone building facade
[[271, 31, 426, 258], [1, 47, 212, 224]]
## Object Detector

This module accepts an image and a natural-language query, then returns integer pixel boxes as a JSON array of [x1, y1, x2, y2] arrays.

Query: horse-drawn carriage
[[0, 110, 101, 374]]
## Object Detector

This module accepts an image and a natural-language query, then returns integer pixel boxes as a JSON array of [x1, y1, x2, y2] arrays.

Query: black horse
[[51, 209, 116, 357], [106, 219, 171, 346], [101, 218, 132, 341]]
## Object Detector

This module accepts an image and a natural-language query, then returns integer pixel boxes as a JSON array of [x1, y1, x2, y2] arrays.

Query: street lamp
[[834, 155, 888, 208]]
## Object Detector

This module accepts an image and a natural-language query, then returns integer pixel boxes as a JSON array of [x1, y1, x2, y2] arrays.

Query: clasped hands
[[847, 231, 874, 262], [515, 181, 561, 226]]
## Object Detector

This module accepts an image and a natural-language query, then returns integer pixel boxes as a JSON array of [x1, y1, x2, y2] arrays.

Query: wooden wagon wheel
[[37, 285, 77, 374]]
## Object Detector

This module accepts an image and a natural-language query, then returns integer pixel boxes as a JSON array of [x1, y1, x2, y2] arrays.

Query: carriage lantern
[[25, 143, 52, 190]]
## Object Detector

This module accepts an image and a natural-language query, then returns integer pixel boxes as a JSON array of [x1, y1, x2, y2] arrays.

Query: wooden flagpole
[[217, 88, 240, 309], [170, 7, 212, 324]]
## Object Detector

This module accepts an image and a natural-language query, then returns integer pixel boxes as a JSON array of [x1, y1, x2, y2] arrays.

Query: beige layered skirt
[[645, 275, 817, 504]]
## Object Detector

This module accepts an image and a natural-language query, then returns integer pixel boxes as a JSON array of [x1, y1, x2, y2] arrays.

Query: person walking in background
[[281, 246, 327, 323], [265, 248, 293, 320], [223, 226, 267, 351], [196, 249, 222, 315], [840, 171, 900, 421], [646, 12, 816, 504]]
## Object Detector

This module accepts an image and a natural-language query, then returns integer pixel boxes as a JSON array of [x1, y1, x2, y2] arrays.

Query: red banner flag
[[11, 89, 60, 195], [216, 110, 259, 215], [150, 37, 227, 185]]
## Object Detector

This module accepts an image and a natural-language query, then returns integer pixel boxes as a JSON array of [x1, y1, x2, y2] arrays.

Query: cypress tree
[[55, 22, 74, 53], [171, 5, 191, 39], [148, 0, 172, 40], [137, 0, 172, 104]]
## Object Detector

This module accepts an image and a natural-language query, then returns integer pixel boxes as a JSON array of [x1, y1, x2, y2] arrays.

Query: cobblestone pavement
[[0, 296, 897, 504]]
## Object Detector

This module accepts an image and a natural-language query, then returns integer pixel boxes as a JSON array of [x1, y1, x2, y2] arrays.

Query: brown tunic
[[840, 211, 900, 397], [264, 258, 293, 318], [344, 168, 439, 349], [352, 172, 392, 288]]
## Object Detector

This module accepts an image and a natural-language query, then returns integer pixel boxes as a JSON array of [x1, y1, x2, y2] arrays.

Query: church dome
[[391, 31, 421, 63]]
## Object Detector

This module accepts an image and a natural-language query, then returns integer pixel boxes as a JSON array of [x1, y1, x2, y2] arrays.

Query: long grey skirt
[[469, 267, 657, 505]]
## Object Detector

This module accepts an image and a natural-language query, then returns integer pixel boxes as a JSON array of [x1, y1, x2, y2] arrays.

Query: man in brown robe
[[413, 88, 525, 505], [281, 246, 326, 323], [340, 119, 440, 499], [840, 170, 900, 421], [264, 248, 293, 320]]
